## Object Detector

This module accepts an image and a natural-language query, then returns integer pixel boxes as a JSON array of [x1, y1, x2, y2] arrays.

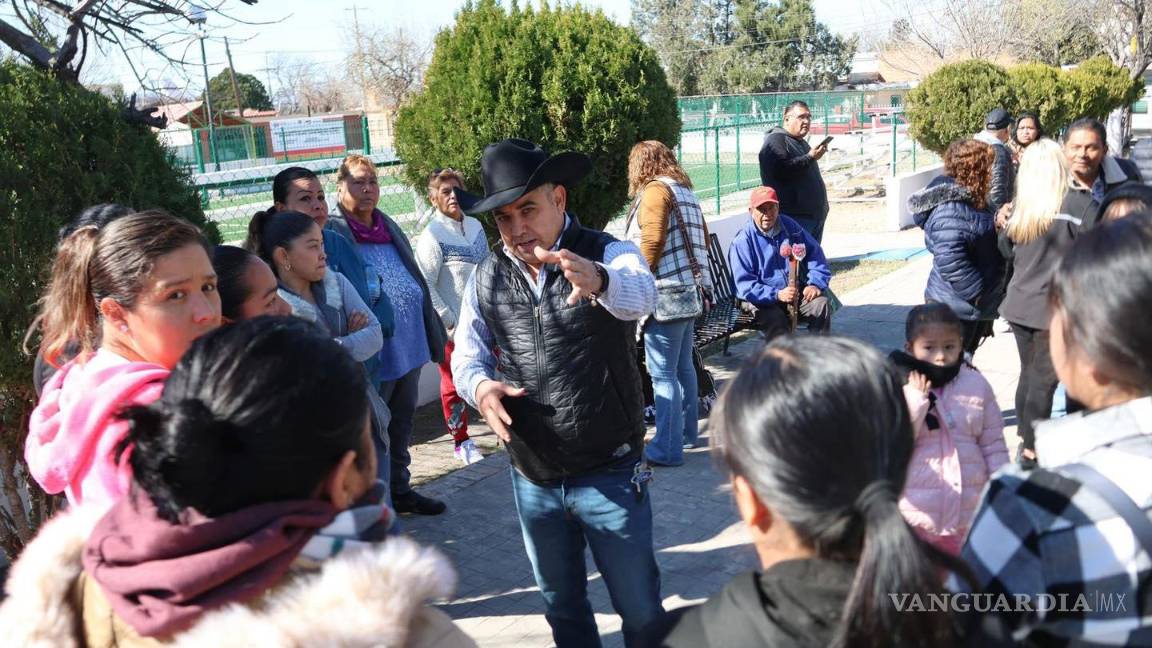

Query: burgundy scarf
[[344, 208, 393, 245], [82, 490, 337, 637]]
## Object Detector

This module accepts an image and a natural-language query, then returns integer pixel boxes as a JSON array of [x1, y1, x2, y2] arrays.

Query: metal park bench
[[694, 233, 756, 354]]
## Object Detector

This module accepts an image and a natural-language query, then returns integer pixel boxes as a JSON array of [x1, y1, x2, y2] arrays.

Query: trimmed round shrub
[[905, 60, 1014, 154], [394, 0, 681, 231], [1007, 63, 1077, 135], [907, 58, 1143, 154], [1065, 56, 1145, 122]]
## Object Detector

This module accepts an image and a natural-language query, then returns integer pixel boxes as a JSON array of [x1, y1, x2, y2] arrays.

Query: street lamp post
[[189, 5, 220, 172]]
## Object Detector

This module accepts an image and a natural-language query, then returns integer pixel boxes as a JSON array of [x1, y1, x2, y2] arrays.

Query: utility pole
[[189, 6, 220, 172], [224, 37, 257, 158], [260, 51, 275, 112], [224, 37, 245, 117], [348, 6, 370, 113]]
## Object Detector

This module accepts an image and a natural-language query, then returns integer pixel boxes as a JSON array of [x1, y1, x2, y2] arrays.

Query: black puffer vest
[[475, 216, 645, 483]]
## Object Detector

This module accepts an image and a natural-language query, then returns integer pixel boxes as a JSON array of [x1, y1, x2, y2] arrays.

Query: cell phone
[[818, 136, 834, 149]]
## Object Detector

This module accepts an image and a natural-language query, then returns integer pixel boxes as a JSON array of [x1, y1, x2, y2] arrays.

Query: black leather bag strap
[[1060, 463, 1152, 559]]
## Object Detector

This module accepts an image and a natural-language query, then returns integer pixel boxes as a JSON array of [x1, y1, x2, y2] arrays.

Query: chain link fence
[[675, 95, 941, 216], [170, 117, 431, 244], [180, 92, 941, 242], [679, 90, 874, 130]]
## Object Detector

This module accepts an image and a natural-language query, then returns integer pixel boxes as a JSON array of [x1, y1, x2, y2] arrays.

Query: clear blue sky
[[75, 0, 897, 96]]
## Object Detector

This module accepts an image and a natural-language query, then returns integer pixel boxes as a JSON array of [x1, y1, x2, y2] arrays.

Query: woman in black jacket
[[1000, 138, 1078, 468], [640, 337, 1001, 648]]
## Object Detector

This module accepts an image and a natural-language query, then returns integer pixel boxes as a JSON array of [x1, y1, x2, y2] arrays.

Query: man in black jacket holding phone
[[758, 100, 830, 242]]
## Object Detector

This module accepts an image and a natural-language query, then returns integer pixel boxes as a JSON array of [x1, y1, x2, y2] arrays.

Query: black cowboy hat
[[456, 138, 592, 215]]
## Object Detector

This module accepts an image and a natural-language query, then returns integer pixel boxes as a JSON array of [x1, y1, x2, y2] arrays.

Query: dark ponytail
[[244, 210, 315, 273], [713, 336, 959, 647], [211, 245, 256, 320], [119, 316, 369, 523], [57, 203, 135, 241]]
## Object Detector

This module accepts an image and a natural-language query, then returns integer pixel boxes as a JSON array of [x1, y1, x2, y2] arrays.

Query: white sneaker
[[454, 439, 483, 465]]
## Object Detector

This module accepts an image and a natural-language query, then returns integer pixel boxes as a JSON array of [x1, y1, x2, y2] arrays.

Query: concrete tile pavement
[[402, 255, 1025, 648], [404, 443, 751, 648], [833, 256, 1022, 444]]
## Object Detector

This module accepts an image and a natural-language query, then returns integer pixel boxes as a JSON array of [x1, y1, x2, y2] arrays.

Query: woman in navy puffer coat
[[908, 139, 1005, 353]]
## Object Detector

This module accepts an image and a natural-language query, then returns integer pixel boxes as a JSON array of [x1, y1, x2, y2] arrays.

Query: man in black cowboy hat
[[451, 138, 662, 647]]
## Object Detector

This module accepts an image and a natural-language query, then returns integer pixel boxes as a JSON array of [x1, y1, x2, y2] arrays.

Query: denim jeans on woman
[[510, 456, 663, 648], [643, 318, 699, 465]]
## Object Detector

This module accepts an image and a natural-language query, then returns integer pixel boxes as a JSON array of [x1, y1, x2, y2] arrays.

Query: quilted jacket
[[909, 176, 1004, 321], [898, 365, 1009, 554]]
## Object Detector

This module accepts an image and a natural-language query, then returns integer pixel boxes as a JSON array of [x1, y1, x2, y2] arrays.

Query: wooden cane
[[787, 256, 799, 332]]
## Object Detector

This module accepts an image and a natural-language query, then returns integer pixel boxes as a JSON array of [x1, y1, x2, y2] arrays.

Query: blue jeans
[[510, 459, 663, 648], [643, 318, 698, 465]]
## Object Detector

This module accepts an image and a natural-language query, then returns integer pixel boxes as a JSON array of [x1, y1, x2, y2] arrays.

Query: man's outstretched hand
[[534, 246, 604, 305], [475, 379, 527, 442]]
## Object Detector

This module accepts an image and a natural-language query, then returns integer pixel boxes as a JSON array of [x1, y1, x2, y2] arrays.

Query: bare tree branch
[[359, 26, 431, 112], [27, 0, 73, 19], [0, 17, 54, 67], [122, 91, 167, 127]]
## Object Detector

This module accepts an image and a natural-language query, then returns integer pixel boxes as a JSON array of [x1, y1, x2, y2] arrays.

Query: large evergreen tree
[[632, 0, 709, 95], [395, 0, 680, 231], [201, 70, 273, 113], [632, 0, 855, 94]]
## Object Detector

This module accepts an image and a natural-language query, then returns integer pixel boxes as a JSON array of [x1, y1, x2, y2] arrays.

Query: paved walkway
[[402, 255, 1024, 647]]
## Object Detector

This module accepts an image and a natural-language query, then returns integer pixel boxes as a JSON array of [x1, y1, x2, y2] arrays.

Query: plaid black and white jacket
[[624, 177, 713, 292], [959, 397, 1152, 646]]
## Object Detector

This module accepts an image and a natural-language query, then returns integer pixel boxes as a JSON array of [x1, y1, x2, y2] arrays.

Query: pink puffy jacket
[[25, 349, 168, 510], [898, 365, 1008, 555]]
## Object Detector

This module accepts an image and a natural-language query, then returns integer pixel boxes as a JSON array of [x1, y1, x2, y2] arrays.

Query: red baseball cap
[[749, 186, 779, 209]]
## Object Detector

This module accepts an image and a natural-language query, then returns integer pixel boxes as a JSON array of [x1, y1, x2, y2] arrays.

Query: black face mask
[[888, 350, 962, 388]]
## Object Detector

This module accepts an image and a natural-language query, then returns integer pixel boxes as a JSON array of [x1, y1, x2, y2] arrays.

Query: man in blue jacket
[[729, 186, 832, 340]]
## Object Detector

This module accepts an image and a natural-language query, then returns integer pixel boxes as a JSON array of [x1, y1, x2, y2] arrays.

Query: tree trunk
[[1106, 106, 1132, 156], [0, 387, 61, 562]]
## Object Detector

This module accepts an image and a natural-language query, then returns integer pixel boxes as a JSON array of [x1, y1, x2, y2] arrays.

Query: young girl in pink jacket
[[25, 210, 221, 510], [890, 304, 1009, 555]]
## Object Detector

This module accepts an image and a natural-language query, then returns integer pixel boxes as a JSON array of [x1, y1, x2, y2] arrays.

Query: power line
[[660, 37, 803, 55]]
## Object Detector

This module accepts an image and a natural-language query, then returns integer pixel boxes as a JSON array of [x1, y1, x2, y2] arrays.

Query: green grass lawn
[[828, 259, 909, 294], [680, 159, 762, 201]]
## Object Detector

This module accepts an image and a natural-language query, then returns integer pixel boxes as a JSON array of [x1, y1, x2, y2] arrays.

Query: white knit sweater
[[414, 211, 489, 335]]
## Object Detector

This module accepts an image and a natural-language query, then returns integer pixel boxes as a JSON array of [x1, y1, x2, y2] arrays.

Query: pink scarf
[[83, 490, 337, 637], [344, 208, 393, 245]]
